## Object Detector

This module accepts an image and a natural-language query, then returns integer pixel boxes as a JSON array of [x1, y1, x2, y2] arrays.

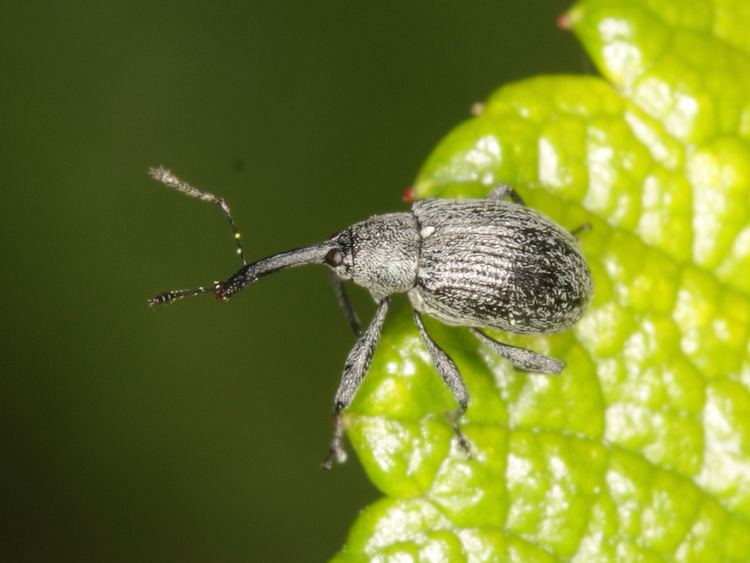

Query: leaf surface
[[335, 1, 750, 560]]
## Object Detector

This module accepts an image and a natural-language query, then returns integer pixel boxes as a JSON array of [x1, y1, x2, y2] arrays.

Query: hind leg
[[470, 329, 564, 374]]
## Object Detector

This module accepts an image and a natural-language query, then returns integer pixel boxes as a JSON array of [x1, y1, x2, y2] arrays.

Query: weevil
[[148, 167, 593, 468]]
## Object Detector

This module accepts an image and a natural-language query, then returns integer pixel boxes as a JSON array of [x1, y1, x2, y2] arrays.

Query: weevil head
[[210, 212, 421, 304], [326, 212, 420, 301]]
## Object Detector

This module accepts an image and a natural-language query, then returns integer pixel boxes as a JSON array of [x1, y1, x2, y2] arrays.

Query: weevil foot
[[445, 409, 472, 459], [321, 444, 347, 471], [321, 414, 348, 470]]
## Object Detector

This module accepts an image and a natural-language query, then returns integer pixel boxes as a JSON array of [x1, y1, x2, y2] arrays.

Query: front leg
[[322, 297, 390, 470], [328, 270, 362, 337], [413, 311, 472, 458]]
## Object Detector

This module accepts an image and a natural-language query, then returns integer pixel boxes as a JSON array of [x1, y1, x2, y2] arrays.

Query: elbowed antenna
[[148, 242, 332, 307], [147, 166, 335, 307], [149, 166, 248, 265]]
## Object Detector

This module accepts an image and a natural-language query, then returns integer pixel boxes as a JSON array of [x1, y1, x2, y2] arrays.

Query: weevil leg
[[328, 270, 363, 337], [470, 329, 564, 374], [570, 223, 592, 237], [149, 166, 248, 266], [322, 297, 390, 470], [488, 183, 525, 206], [413, 311, 472, 459]]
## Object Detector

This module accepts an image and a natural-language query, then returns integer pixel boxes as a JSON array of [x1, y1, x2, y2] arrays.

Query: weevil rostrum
[[148, 167, 593, 469]]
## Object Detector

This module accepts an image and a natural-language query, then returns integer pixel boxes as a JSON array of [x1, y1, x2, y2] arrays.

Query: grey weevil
[[148, 167, 593, 469]]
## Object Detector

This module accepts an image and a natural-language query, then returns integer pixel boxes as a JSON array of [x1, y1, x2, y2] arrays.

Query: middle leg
[[413, 311, 472, 458]]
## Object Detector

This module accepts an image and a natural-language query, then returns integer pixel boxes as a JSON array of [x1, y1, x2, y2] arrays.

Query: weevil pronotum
[[148, 167, 593, 468]]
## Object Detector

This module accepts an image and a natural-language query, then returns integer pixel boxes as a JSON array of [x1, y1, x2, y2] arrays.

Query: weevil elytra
[[148, 167, 593, 468]]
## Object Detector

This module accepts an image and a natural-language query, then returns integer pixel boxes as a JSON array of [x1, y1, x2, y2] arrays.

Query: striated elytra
[[148, 167, 593, 469]]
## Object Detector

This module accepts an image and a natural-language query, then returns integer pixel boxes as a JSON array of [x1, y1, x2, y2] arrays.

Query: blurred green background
[[2, 1, 583, 561]]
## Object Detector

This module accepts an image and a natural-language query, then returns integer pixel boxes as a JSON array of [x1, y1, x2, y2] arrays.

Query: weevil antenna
[[148, 285, 214, 307], [149, 242, 334, 307], [149, 166, 248, 265]]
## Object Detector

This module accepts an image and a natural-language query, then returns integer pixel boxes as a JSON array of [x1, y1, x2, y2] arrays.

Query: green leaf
[[334, 0, 750, 560]]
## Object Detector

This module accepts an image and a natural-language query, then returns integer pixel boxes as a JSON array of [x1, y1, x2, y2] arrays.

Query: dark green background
[[2, 2, 582, 561]]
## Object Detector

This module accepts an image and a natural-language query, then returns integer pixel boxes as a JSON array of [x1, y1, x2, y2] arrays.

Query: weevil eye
[[324, 247, 343, 267]]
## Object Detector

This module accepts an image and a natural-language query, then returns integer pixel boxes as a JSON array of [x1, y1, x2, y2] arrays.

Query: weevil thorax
[[327, 212, 419, 301]]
